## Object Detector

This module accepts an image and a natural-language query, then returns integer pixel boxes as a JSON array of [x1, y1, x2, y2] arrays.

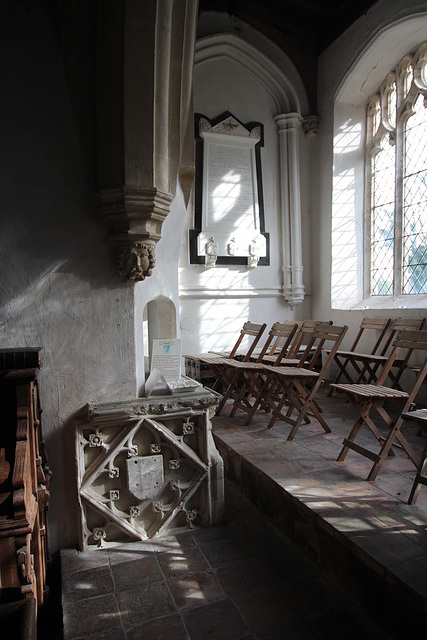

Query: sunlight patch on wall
[[199, 298, 250, 353], [331, 118, 363, 309]]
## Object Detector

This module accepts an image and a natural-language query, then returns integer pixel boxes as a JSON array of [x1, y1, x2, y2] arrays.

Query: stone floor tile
[[349, 527, 427, 567], [61, 565, 114, 602], [190, 524, 236, 544], [110, 554, 163, 590], [167, 569, 225, 609], [182, 598, 250, 640], [233, 584, 300, 633], [215, 559, 271, 596], [72, 629, 127, 640], [60, 548, 110, 574], [116, 581, 176, 629], [62, 593, 121, 639], [157, 545, 210, 579], [107, 540, 155, 565], [249, 458, 300, 477], [126, 613, 190, 640], [150, 530, 197, 553], [305, 603, 390, 640], [197, 536, 252, 568], [255, 619, 321, 640]]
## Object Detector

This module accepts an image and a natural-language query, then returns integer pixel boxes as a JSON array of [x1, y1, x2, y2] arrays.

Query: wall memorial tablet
[[190, 112, 270, 266]]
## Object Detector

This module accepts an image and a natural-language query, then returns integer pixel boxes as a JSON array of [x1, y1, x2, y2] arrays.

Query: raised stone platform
[[212, 386, 427, 638]]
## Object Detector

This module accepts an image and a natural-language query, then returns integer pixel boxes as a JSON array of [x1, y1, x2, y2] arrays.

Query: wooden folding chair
[[336, 317, 425, 392], [241, 323, 348, 438], [188, 321, 267, 392], [327, 317, 391, 396], [331, 330, 427, 481], [223, 320, 333, 420], [401, 409, 427, 504], [216, 321, 301, 415]]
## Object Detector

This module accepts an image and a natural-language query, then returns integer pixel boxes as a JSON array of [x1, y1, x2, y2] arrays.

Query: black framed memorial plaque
[[189, 112, 270, 266]]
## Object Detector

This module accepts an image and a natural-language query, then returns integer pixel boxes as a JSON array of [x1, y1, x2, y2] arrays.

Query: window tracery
[[366, 43, 427, 297]]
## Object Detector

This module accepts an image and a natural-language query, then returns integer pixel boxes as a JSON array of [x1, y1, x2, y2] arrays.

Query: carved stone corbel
[[97, 186, 173, 281], [116, 241, 156, 282]]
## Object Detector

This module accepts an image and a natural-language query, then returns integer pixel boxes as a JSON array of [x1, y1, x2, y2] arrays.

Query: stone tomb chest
[[76, 388, 224, 550]]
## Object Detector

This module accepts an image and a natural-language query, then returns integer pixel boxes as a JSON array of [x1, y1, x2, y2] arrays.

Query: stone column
[[275, 113, 305, 308], [96, 0, 198, 281]]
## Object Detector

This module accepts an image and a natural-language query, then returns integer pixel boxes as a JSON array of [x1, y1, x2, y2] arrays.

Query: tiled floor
[[57, 477, 391, 640], [50, 384, 427, 639]]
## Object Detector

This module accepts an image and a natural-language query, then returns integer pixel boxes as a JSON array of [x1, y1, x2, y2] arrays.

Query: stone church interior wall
[[0, 2, 138, 551], [314, 0, 427, 352], [179, 26, 314, 358]]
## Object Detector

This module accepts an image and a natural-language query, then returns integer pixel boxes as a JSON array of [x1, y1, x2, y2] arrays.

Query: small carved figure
[[248, 236, 262, 268], [205, 236, 218, 267], [227, 237, 236, 255]]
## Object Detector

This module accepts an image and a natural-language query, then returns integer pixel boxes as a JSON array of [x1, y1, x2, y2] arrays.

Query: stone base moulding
[[76, 389, 225, 550]]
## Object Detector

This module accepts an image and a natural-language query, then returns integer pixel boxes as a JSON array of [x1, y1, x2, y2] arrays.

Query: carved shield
[[126, 455, 164, 500]]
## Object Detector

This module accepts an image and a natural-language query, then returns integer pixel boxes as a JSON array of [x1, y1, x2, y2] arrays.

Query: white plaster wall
[[315, 0, 427, 354], [0, 1, 138, 551], [134, 182, 188, 390], [179, 30, 315, 357]]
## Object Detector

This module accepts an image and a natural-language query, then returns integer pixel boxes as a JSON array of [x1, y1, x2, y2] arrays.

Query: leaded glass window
[[366, 44, 427, 297]]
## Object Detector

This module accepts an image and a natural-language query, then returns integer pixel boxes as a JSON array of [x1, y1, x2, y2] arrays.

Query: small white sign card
[[151, 339, 182, 380], [142, 339, 200, 396]]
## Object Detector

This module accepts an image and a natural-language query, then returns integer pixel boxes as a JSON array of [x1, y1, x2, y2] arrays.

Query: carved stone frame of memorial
[[189, 112, 270, 267]]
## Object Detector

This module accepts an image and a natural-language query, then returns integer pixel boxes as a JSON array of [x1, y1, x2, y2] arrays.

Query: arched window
[[366, 43, 427, 297]]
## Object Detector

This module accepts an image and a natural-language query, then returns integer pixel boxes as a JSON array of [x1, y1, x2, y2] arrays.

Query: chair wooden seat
[[345, 318, 425, 390], [223, 319, 324, 418], [331, 329, 427, 481], [252, 354, 301, 366], [329, 384, 408, 400]]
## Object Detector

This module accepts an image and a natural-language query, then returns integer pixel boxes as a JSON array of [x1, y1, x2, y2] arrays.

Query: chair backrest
[[376, 328, 427, 382], [377, 330, 427, 409], [380, 317, 426, 357], [297, 323, 348, 373], [349, 317, 392, 355], [381, 318, 426, 387], [287, 319, 333, 360], [228, 321, 267, 361], [254, 321, 300, 365]]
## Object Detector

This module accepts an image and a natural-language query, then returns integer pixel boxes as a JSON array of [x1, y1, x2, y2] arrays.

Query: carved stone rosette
[[97, 186, 173, 281]]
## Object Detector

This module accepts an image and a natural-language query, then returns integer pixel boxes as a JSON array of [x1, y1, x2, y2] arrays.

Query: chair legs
[[336, 397, 420, 480], [408, 438, 427, 504]]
